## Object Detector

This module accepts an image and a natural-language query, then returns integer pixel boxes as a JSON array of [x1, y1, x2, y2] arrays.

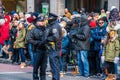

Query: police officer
[[27, 15, 47, 80], [46, 13, 62, 80]]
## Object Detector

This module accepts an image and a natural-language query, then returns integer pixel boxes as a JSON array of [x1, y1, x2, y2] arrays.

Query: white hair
[[25, 14, 31, 19], [0, 19, 5, 25]]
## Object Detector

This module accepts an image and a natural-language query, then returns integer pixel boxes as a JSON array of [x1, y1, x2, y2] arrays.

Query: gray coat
[[74, 23, 91, 51]]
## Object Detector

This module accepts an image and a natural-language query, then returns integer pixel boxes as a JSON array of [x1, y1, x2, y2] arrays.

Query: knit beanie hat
[[32, 12, 39, 18], [110, 6, 117, 11], [89, 21, 96, 28], [27, 17, 34, 23]]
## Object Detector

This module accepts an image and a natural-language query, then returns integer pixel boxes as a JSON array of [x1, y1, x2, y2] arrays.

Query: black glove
[[71, 31, 77, 36], [74, 34, 79, 38]]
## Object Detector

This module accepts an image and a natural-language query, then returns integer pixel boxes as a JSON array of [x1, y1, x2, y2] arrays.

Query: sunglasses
[[99, 22, 104, 24]]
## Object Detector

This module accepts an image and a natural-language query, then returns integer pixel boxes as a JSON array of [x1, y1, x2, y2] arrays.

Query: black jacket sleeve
[[75, 25, 90, 41], [27, 28, 44, 46]]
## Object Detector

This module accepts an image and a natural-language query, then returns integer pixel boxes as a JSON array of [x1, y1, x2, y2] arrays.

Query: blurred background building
[[1, 0, 120, 15]]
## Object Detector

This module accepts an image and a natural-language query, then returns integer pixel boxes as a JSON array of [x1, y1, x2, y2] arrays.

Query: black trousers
[[12, 48, 19, 63], [105, 61, 115, 74], [33, 49, 48, 80], [94, 50, 102, 73], [48, 48, 60, 80]]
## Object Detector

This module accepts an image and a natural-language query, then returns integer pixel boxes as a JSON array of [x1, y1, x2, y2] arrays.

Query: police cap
[[36, 14, 45, 22], [48, 13, 58, 20]]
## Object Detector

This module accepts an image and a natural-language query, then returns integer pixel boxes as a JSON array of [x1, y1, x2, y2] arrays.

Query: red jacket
[[2, 15, 11, 41], [0, 25, 4, 45]]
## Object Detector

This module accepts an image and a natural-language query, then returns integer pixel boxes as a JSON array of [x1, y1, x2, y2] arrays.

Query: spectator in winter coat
[[19, 12, 25, 22], [10, 19, 19, 64], [26, 16, 35, 66], [80, 8, 86, 16], [68, 17, 81, 75], [106, 19, 120, 75], [109, 6, 120, 21], [72, 14, 90, 77], [99, 9, 106, 19], [93, 13, 99, 22], [64, 8, 72, 20], [59, 21, 68, 77], [3, 15, 11, 45], [101, 30, 119, 75], [92, 18, 107, 76], [14, 22, 26, 68], [88, 20, 97, 76]]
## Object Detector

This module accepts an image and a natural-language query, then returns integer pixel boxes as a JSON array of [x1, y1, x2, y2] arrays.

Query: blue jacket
[[92, 22, 107, 51], [62, 35, 70, 54]]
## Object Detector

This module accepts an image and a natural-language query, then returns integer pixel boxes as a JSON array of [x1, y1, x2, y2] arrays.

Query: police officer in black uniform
[[27, 15, 48, 80], [46, 13, 62, 80]]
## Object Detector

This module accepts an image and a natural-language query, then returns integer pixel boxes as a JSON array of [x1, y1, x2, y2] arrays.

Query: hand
[[73, 34, 78, 38], [38, 40, 47, 46], [114, 57, 119, 63], [70, 31, 77, 36], [101, 56, 105, 63], [101, 39, 105, 44]]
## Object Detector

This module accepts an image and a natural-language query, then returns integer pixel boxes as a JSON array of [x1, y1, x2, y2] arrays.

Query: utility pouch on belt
[[49, 42, 55, 50]]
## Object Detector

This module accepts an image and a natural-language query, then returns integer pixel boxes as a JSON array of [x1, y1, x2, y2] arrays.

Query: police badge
[[52, 28, 57, 33]]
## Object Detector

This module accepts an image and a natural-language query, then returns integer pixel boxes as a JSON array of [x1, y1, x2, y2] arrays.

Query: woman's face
[[18, 23, 24, 29], [98, 20, 104, 27], [101, 9, 105, 14], [14, 20, 19, 26], [94, 15, 99, 21]]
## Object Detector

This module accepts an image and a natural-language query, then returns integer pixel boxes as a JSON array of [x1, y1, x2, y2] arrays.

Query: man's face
[[87, 16, 92, 20], [36, 21, 44, 26]]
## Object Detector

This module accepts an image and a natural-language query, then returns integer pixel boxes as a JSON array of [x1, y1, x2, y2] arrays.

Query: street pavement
[[0, 58, 120, 80], [0, 63, 100, 80]]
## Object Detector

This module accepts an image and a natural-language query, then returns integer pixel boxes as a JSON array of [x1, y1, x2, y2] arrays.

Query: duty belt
[[49, 42, 55, 50]]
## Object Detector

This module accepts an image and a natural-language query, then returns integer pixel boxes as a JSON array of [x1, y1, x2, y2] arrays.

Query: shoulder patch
[[52, 28, 57, 33]]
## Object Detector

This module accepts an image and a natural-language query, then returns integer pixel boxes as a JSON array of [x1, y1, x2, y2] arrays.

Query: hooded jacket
[[27, 25, 46, 50], [72, 15, 90, 50], [92, 22, 107, 51], [103, 34, 119, 62]]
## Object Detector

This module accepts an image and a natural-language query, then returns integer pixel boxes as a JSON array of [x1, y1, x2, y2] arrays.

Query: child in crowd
[[101, 30, 119, 79]]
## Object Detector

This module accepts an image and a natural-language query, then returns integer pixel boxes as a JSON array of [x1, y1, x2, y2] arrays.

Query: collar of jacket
[[36, 25, 45, 30], [80, 20, 88, 27]]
